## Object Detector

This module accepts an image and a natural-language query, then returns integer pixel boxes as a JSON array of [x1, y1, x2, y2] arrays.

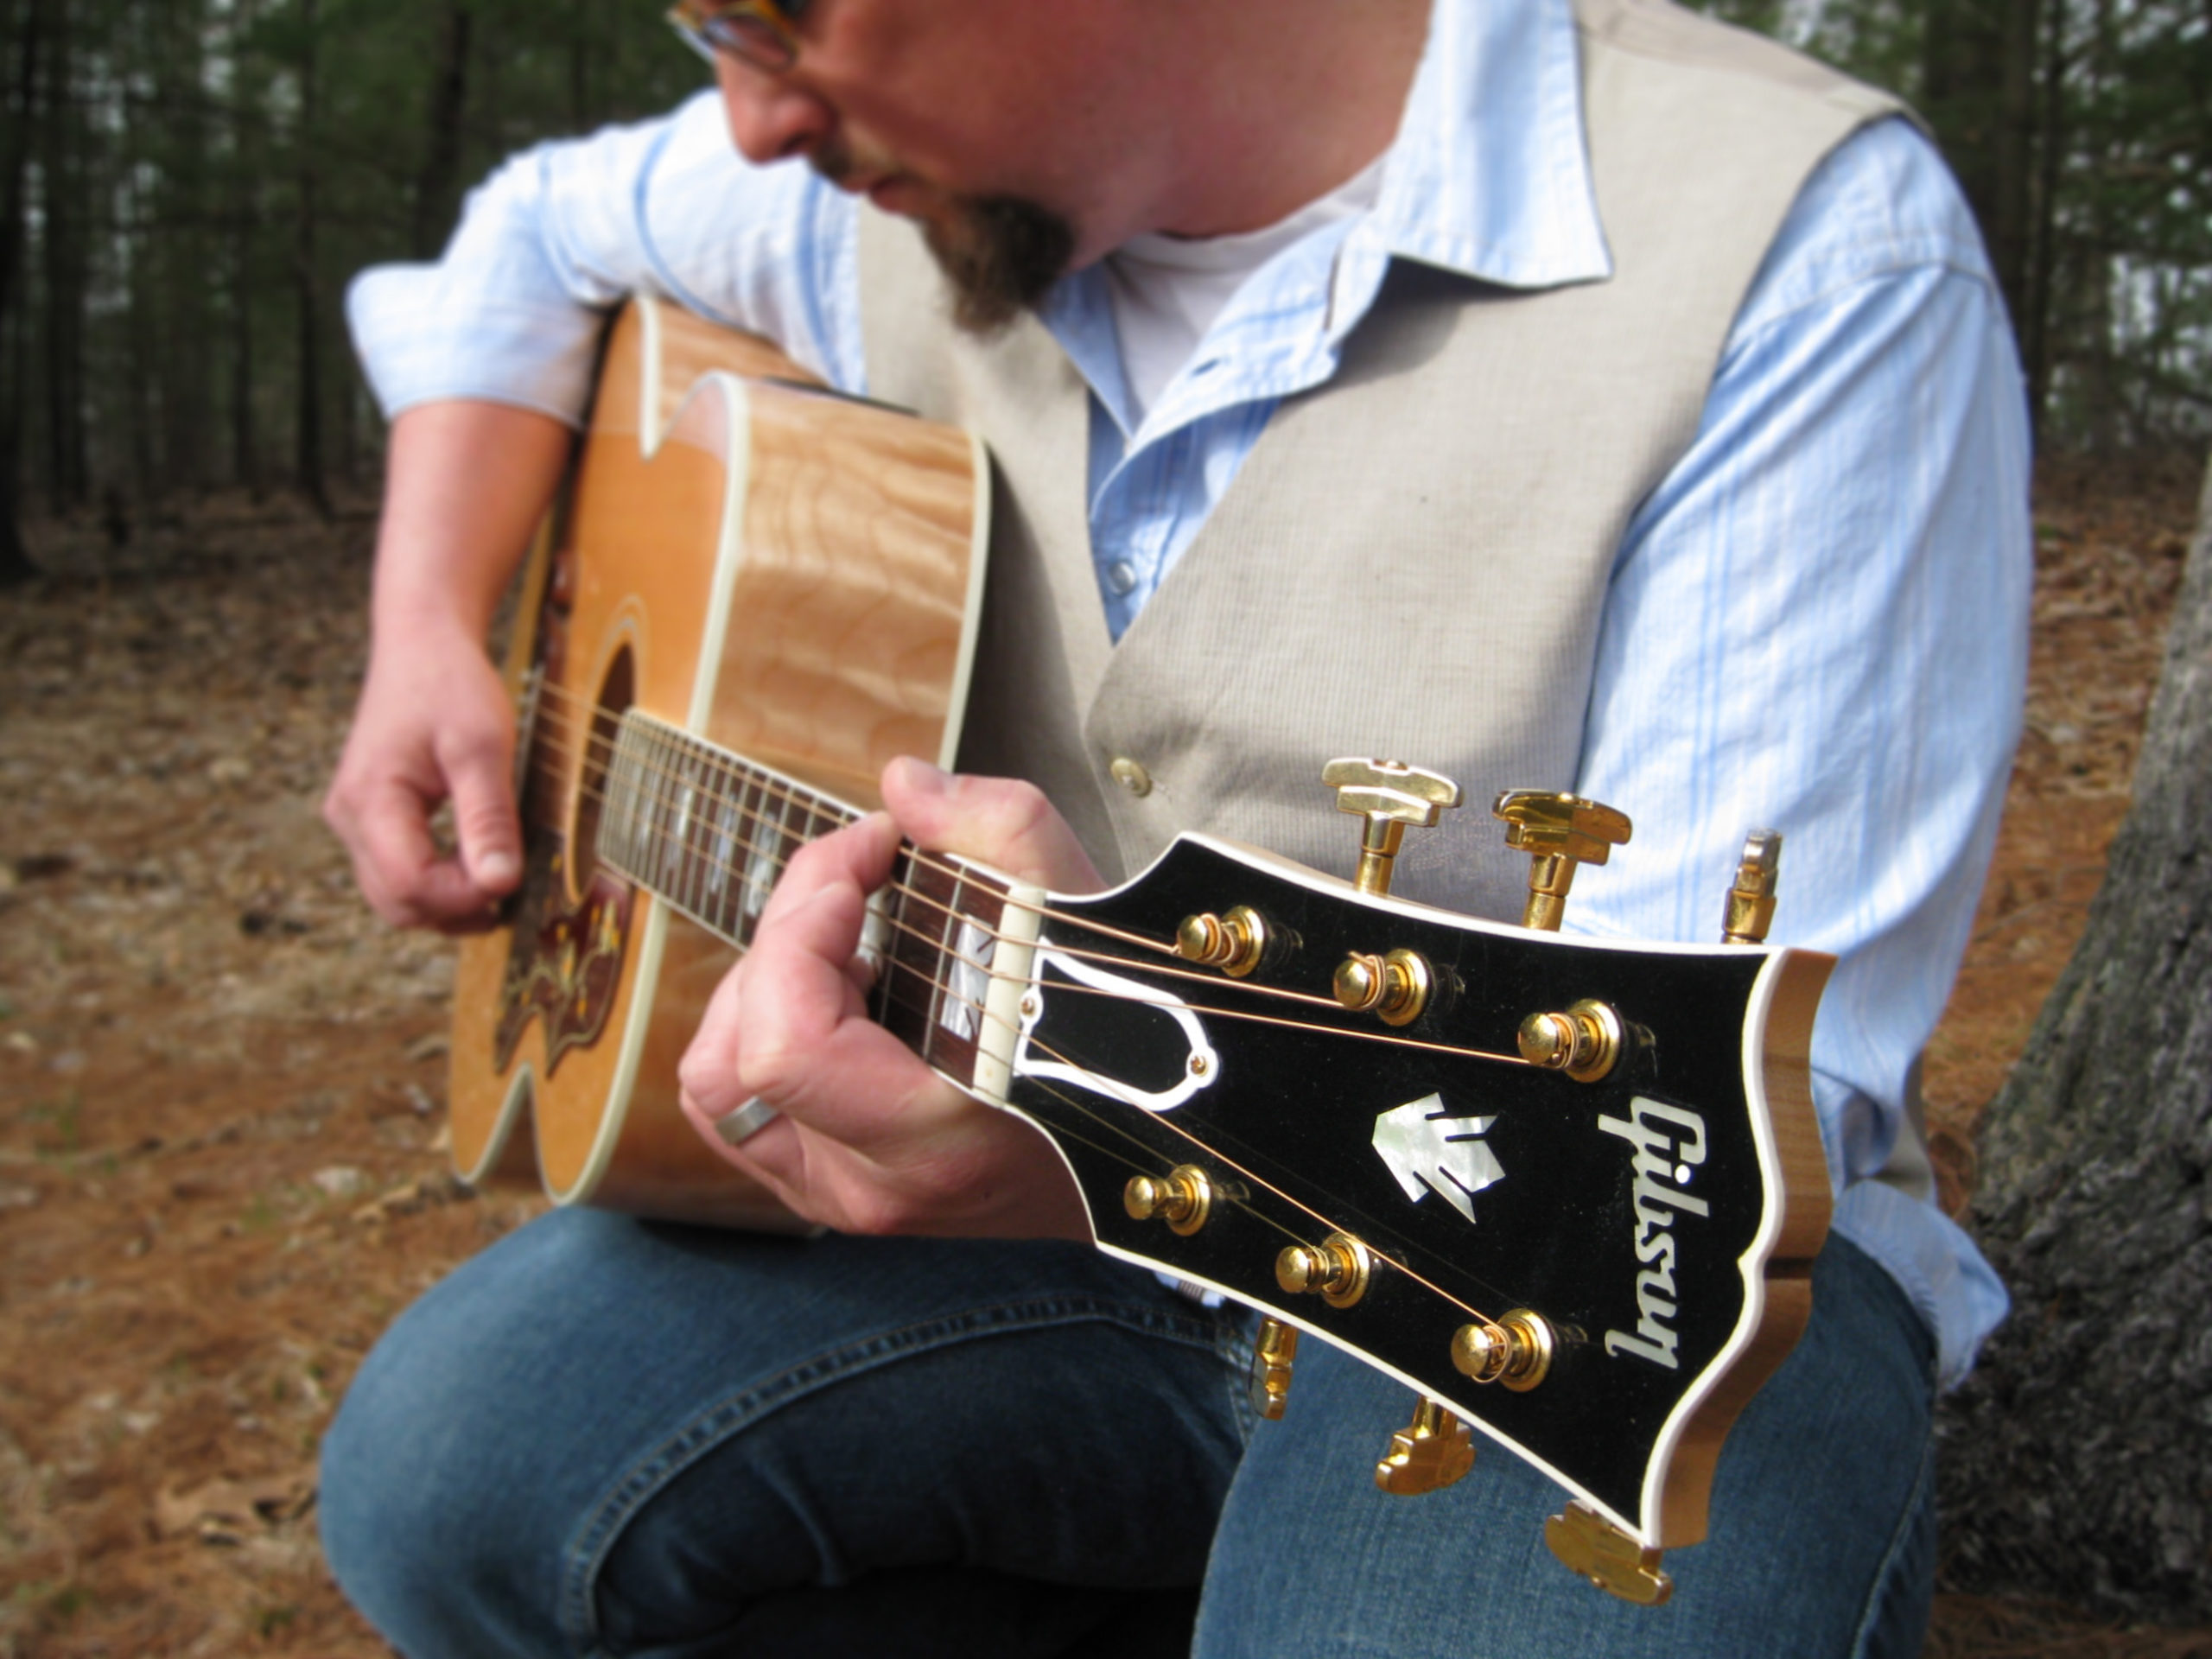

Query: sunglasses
[[668, 0, 810, 73]]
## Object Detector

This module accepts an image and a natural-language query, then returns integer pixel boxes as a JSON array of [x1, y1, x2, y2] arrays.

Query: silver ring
[[713, 1097, 782, 1145]]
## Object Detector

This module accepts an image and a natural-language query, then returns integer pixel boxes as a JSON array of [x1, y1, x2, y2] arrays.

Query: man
[[318, 0, 2031, 1651]]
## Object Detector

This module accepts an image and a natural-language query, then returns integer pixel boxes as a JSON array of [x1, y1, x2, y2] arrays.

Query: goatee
[[811, 143, 1073, 335], [919, 195, 1077, 335]]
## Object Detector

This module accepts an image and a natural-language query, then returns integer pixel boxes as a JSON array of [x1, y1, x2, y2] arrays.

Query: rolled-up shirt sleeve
[[346, 86, 863, 424]]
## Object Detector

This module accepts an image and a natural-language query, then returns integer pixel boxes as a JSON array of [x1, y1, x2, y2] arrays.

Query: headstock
[[993, 763, 1832, 1604]]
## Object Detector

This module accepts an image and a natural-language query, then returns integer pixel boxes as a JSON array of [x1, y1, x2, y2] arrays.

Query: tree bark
[[0, 0, 48, 582], [291, 0, 329, 518], [410, 0, 471, 260], [39, 7, 87, 513], [1936, 451, 2212, 1622]]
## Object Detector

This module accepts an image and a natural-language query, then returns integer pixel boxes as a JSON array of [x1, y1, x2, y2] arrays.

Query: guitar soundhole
[[567, 644, 634, 906]]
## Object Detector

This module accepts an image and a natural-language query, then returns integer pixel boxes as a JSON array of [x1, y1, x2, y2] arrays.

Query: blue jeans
[[321, 1213, 1936, 1658]]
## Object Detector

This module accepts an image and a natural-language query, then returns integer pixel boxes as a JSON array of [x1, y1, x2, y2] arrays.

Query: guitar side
[[447, 296, 990, 1225]]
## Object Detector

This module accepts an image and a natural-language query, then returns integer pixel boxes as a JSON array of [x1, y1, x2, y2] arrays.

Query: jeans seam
[[557, 1291, 1237, 1656], [1846, 1390, 1938, 1659]]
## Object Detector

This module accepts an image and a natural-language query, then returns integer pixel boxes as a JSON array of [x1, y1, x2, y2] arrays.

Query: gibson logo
[[1596, 1097, 1709, 1370]]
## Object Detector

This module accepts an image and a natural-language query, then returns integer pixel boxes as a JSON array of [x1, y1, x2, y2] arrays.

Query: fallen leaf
[[152, 1472, 314, 1543]]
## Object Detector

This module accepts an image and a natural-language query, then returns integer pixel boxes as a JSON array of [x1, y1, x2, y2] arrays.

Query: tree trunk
[[39, 10, 87, 514], [0, 0, 47, 583], [1922, 0, 2042, 335], [292, 0, 329, 518], [2020, 0, 2066, 435], [1936, 451, 2212, 1622], [410, 0, 471, 260]]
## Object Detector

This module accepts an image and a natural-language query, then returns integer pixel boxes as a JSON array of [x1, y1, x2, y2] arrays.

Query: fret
[[681, 739, 710, 920], [621, 722, 648, 877], [654, 729, 681, 902], [876, 845, 939, 1058], [728, 765, 764, 941], [631, 722, 658, 886], [943, 861, 1013, 1088], [592, 716, 879, 963], [741, 775, 790, 941], [702, 762, 742, 938], [661, 728, 684, 894], [864, 851, 1003, 1090], [598, 724, 626, 875], [605, 719, 641, 877]]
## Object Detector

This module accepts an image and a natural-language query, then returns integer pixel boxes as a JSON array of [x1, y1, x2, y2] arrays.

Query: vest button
[[1109, 757, 1153, 798]]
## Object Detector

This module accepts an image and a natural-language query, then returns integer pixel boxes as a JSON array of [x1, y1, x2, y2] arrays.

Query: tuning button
[[1176, 906, 1270, 977], [1249, 1317, 1298, 1421], [1721, 829, 1783, 944], [1122, 1165, 1214, 1236], [1375, 1397, 1476, 1496], [1275, 1231, 1375, 1309], [1547, 1502, 1673, 1605], [1516, 999, 1626, 1083], [1322, 759, 1463, 897], [1451, 1308, 1556, 1392], [1492, 790, 1631, 931], [1332, 947, 1433, 1027]]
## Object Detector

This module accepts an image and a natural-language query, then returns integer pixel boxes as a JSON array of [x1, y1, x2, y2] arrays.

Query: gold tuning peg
[[1491, 790, 1632, 931], [1249, 1317, 1298, 1421], [1545, 1502, 1673, 1605], [1375, 1398, 1476, 1495], [1122, 1165, 1214, 1236], [1322, 759, 1463, 897], [1721, 830, 1782, 944]]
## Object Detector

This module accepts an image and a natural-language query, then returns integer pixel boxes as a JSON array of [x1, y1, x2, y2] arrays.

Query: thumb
[[880, 758, 1101, 893], [443, 732, 523, 893]]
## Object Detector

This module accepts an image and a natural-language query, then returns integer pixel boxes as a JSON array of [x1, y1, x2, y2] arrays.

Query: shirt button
[[1106, 560, 1137, 595], [1109, 757, 1153, 798]]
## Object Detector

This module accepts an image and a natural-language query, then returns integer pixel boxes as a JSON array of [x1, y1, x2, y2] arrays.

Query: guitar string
[[520, 685, 1180, 960], [523, 688, 1544, 1317], [787, 897, 1512, 1328], [554, 740, 1530, 1073], [513, 698, 1527, 1334], [518, 685, 1530, 1070]]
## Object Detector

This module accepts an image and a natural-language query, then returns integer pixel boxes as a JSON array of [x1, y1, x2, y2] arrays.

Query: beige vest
[[858, 0, 1901, 919]]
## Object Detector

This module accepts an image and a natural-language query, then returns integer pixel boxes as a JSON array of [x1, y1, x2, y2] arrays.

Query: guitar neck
[[592, 709, 1020, 1096]]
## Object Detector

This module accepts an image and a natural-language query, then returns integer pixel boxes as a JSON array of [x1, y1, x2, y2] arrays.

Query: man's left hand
[[677, 757, 1100, 1240]]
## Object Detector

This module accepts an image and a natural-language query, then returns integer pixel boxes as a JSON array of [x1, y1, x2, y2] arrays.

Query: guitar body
[[447, 296, 990, 1225]]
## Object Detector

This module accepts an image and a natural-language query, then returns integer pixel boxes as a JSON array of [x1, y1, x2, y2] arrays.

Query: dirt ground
[[1, 460, 2205, 1657]]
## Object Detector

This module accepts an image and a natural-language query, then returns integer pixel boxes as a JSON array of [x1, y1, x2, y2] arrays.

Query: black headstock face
[[1000, 834, 1830, 1547]]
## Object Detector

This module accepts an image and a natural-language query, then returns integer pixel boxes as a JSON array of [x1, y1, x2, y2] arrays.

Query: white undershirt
[[1103, 156, 1386, 423]]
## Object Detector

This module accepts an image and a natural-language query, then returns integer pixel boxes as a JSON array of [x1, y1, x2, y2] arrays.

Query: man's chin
[[918, 194, 1077, 337]]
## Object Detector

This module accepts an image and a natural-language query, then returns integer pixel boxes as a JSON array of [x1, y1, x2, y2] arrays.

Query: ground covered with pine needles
[[1, 459, 2204, 1656]]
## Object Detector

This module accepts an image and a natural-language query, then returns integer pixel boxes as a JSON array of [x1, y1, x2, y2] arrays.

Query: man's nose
[[717, 60, 834, 164]]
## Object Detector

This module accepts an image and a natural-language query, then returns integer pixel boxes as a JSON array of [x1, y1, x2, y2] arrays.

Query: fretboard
[[593, 711, 1015, 1092]]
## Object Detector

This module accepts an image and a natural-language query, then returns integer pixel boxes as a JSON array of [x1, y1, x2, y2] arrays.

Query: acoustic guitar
[[448, 295, 1835, 1603]]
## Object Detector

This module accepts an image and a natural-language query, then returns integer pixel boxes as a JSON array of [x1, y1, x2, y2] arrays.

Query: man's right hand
[[322, 399, 576, 931], [322, 618, 523, 931]]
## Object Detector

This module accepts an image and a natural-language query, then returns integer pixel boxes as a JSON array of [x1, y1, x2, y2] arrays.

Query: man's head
[[691, 0, 1429, 333]]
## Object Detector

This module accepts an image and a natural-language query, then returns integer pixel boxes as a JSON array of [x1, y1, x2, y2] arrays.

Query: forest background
[[0, 0, 2208, 546], [1, 0, 2209, 1653]]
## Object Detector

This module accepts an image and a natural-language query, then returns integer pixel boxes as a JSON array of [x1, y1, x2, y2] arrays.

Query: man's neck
[[1147, 0, 1429, 240]]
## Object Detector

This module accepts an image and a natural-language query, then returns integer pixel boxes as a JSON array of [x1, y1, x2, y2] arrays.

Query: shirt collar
[[1370, 0, 1612, 289], [1036, 0, 1613, 437]]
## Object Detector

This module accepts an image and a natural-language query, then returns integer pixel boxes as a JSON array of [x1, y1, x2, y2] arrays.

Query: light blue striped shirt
[[350, 0, 2030, 1384]]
